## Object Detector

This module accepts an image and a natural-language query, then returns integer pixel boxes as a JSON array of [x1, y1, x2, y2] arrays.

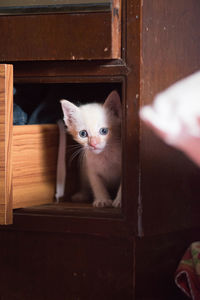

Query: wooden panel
[[135, 229, 199, 299], [140, 0, 200, 236], [122, 0, 140, 232], [0, 64, 13, 225], [13, 124, 59, 208], [12, 61, 128, 84], [112, 0, 121, 59], [0, 8, 121, 61], [0, 231, 134, 300]]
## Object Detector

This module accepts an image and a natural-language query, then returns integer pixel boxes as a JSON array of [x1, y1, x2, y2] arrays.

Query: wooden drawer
[[13, 124, 58, 209], [0, 0, 121, 61], [0, 64, 59, 224]]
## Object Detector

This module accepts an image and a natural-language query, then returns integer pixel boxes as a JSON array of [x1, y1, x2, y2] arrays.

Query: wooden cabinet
[[0, 64, 59, 224], [0, 1, 200, 299], [0, 0, 121, 61]]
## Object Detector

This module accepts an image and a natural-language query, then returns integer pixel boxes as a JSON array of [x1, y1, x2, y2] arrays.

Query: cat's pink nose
[[89, 137, 99, 148]]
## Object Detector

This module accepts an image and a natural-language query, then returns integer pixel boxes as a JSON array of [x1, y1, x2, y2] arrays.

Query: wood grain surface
[[111, 0, 121, 58], [13, 124, 59, 208], [140, 0, 200, 236], [0, 11, 120, 61], [0, 64, 13, 225]]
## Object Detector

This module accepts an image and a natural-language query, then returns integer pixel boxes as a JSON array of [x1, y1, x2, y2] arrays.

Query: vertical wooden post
[[0, 64, 13, 224], [112, 0, 121, 58]]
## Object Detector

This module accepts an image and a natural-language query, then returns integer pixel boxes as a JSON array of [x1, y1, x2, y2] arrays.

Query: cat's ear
[[60, 99, 80, 127], [104, 91, 121, 119]]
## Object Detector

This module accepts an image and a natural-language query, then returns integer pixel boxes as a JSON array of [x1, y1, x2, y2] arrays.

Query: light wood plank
[[13, 124, 59, 208], [0, 64, 13, 225], [111, 0, 121, 58]]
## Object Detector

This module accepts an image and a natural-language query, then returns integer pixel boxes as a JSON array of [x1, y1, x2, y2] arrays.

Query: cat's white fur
[[61, 91, 121, 207]]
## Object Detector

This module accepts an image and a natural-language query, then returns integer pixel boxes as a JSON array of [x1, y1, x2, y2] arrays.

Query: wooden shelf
[[14, 202, 122, 219]]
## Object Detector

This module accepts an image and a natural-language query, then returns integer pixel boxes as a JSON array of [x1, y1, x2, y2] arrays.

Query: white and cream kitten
[[61, 91, 121, 208]]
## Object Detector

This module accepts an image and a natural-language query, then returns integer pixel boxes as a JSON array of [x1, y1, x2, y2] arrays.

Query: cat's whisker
[[68, 145, 80, 149], [78, 148, 86, 167], [68, 147, 84, 166], [67, 144, 82, 150]]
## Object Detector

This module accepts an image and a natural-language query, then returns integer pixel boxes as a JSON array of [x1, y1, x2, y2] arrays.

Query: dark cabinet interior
[[0, 0, 200, 299], [15, 81, 122, 202]]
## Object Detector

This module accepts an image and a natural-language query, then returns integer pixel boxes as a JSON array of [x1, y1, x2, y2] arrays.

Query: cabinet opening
[[14, 82, 122, 215]]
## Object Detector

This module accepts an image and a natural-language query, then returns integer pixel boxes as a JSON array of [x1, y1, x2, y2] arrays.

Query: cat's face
[[61, 91, 121, 154]]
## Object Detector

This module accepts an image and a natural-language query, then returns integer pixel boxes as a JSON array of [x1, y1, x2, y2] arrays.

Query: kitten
[[60, 91, 121, 208]]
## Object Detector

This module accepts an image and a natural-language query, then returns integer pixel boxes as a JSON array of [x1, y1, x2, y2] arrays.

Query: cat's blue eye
[[79, 130, 88, 138], [99, 128, 108, 135]]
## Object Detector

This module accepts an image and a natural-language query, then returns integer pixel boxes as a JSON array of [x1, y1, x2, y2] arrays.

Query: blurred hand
[[140, 71, 200, 166]]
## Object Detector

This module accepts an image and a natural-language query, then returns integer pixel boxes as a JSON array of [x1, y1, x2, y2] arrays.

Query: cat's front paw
[[112, 196, 121, 208], [93, 198, 112, 208], [72, 192, 88, 203]]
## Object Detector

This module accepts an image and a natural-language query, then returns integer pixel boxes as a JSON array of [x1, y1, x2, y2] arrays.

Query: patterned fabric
[[175, 242, 200, 300], [13, 102, 28, 125]]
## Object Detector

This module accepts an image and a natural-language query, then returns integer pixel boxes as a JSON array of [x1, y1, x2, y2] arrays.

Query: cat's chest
[[86, 146, 121, 179]]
